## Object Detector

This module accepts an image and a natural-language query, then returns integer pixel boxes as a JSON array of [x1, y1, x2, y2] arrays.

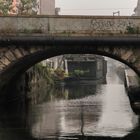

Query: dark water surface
[[0, 67, 140, 140]]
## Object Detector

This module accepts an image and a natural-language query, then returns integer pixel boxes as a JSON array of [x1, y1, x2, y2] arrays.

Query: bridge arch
[[0, 36, 140, 92]]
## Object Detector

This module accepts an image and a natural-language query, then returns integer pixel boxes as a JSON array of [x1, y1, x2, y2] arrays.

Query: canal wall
[[124, 69, 140, 112]]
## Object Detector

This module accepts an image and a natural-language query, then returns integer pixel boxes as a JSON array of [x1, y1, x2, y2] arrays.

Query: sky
[[56, 0, 138, 16]]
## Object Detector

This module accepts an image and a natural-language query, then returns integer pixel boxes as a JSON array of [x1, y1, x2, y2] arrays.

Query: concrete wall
[[67, 57, 107, 80], [96, 58, 107, 79], [124, 69, 140, 112], [1, 16, 140, 36]]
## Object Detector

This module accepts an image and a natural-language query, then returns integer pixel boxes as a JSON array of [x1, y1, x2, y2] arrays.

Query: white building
[[38, 0, 55, 15], [134, 0, 140, 16]]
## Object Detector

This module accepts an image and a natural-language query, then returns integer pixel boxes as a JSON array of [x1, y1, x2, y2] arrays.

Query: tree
[[17, 0, 38, 15], [0, 0, 13, 15], [0, 0, 38, 15]]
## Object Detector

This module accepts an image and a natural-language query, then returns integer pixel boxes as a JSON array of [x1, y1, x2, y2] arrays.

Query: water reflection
[[29, 83, 138, 139], [0, 65, 140, 140], [0, 106, 33, 140]]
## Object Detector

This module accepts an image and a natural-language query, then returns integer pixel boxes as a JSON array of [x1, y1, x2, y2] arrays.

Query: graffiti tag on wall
[[90, 19, 135, 33]]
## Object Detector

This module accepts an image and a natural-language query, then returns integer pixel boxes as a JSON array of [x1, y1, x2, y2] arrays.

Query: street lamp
[[113, 11, 120, 16]]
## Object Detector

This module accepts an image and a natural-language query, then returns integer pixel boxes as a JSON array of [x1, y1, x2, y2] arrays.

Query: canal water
[[0, 62, 140, 140]]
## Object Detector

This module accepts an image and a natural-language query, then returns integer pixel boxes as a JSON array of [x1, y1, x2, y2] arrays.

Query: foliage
[[34, 65, 67, 83], [34, 64, 54, 86], [126, 26, 140, 34], [0, 0, 13, 15], [53, 68, 65, 80], [0, 0, 38, 15], [17, 0, 38, 15], [72, 69, 85, 77]]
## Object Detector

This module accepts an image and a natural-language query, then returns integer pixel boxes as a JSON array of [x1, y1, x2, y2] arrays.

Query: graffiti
[[90, 19, 135, 33], [91, 20, 114, 30]]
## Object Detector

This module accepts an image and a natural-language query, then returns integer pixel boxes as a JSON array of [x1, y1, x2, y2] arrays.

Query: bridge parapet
[[0, 16, 140, 36]]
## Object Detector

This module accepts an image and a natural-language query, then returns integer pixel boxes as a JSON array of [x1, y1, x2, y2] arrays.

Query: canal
[[0, 61, 140, 140]]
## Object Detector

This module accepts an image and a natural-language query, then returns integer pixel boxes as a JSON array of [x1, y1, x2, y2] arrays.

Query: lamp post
[[113, 11, 120, 16]]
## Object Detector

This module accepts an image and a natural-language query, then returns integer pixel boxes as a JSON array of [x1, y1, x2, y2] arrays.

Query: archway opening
[[12, 54, 140, 139]]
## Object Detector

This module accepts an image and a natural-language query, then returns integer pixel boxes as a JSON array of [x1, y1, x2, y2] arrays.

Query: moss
[[0, 28, 16, 34], [126, 26, 140, 34], [69, 69, 90, 78], [0, 28, 43, 34], [19, 28, 43, 34]]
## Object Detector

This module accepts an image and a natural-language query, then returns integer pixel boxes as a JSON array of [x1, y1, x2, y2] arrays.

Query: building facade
[[64, 55, 107, 81], [38, 0, 55, 15]]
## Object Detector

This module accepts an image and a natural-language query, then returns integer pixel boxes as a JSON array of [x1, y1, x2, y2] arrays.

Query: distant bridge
[[0, 15, 140, 92]]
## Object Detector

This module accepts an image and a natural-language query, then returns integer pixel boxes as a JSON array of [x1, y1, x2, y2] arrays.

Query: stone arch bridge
[[0, 15, 140, 92]]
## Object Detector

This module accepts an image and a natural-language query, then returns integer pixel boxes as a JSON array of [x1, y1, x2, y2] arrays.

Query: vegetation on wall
[[53, 68, 66, 80], [72, 70, 85, 77], [126, 26, 140, 34], [33, 64, 54, 86], [27, 63, 68, 88], [69, 69, 90, 78]]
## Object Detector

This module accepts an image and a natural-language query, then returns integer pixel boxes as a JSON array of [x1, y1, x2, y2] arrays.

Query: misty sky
[[56, 0, 138, 16]]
